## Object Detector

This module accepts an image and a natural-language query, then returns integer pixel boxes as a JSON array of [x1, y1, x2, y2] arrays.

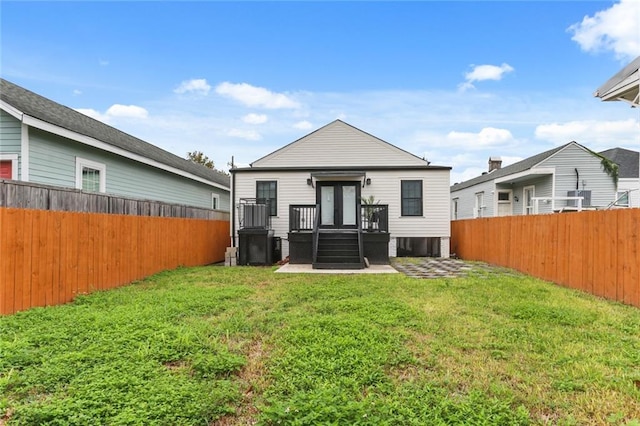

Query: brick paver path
[[391, 258, 486, 279]]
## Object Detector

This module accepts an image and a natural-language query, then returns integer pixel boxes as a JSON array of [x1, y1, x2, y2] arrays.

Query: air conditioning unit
[[567, 190, 591, 207]]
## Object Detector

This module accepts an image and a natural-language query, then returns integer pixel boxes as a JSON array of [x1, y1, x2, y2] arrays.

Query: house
[[594, 56, 640, 107], [230, 120, 452, 269], [594, 57, 640, 208], [599, 147, 640, 208], [450, 141, 619, 220], [0, 78, 230, 210]]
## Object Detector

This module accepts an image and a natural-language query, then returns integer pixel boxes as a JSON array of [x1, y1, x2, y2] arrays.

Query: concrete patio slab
[[276, 264, 399, 274]]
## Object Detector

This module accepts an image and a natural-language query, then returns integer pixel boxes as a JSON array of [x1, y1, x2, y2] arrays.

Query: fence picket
[[452, 209, 640, 308], [0, 207, 230, 315]]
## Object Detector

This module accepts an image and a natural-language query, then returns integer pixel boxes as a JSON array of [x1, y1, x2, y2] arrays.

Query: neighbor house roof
[[594, 56, 640, 107], [599, 147, 639, 179], [0, 78, 230, 189], [450, 143, 572, 192]]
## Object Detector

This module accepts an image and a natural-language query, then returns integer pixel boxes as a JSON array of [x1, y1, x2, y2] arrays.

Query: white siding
[[450, 180, 494, 220], [617, 177, 640, 208], [253, 121, 428, 168], [233, 168, 451, 258], [538, 144, 617, 208]]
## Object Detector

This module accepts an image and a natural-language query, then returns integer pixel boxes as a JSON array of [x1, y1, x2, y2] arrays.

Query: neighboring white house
[[450, 141, 620, 220], [594, 57, 640, 208], [594, 56, 640, 107], [230, 120, 452, 268], [0, 78, 230, 210]]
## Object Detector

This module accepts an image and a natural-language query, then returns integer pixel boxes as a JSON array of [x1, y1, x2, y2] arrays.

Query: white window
[[496, 190, 513, 217], [523, 186, 535, 215], [212, 193, 220, 210], [474, 192, 484, 218], [75, 157, 106, 193], [616, 191, 630, 207]]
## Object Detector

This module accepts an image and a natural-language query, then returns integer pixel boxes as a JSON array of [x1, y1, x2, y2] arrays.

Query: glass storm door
[[318, 182, 359, 229]]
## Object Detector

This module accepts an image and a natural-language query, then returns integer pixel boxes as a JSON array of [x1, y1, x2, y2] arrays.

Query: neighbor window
[[75, 157, 106, 193], [401, 180, 423, 216], [616, 191, 629, 207], [256, 181, 277, 216], [452, 198, 459, 220], [212, 193, 220, 210], [0, 154, 18, 180]]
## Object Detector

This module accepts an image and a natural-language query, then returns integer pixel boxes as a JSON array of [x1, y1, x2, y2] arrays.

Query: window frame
[[400, 180, 423, 217], [211, 193, 220, 210], [75, 157, 106, 193], [0, 154, 18, 180], [616, 191, 630, 207], [256, 180, 277, 216]]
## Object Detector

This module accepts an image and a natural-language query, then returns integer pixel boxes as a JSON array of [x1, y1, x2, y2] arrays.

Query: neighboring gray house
[[231, 120, 452, 268], [599, 147, 640, 208], [450, 141, 619, 220], [0, 78, 230, 210]]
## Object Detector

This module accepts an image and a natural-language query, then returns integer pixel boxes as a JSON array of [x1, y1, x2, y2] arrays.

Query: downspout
[[575, 168, 579, 190], [230, 163, 236, 248]]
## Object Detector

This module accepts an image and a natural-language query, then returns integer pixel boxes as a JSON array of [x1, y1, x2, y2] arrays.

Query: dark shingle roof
[[0, 78, 230, 188], [450, 143, 570, 192], [599, 147, 639, 179]]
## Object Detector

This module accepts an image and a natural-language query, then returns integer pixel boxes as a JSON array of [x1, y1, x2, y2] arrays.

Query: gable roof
[[0, 78, 230, 189], [450, 143, 575, 192], [599, 147, 639, 179], [243, 120, 449, 170], [594, 56, 640, 107]]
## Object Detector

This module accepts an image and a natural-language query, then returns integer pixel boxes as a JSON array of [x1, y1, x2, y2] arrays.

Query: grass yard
[[1, 262, 639, 425]]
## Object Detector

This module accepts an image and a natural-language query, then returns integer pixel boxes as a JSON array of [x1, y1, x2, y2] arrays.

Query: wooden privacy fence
[[451, 209, 640, 308], [0, 207, 230, 315], [1, 180, 225, 219]]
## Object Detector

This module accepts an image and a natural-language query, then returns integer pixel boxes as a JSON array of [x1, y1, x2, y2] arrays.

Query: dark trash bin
[[238, 229, 274, 266]]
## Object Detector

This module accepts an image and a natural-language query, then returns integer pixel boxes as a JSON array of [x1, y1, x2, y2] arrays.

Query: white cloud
[[99, 59, 109, 66], [446, 127, 515, 149], [226, 128, 262, 141], [568, 0, 640, 60], [174, 78, 211, 96], [215, 82, 300, 109], [459, 63, 514, 91], [535, 119, 640, 147], [75, 108, 108, 122], [73, 89, 82, 96], [106, 104, 149, 119], [74, 104, 149, 123], [293, 120, 313, 130], [242, 113, 268, 124]]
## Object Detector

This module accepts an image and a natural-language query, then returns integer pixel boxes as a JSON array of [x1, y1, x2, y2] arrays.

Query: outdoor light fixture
[[366, 178, 371, 185], [514, 196, 519, 202], [306, 177, 314, 188]]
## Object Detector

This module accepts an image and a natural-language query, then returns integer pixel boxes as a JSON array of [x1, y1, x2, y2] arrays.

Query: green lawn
[[1, 263, 639, 425]]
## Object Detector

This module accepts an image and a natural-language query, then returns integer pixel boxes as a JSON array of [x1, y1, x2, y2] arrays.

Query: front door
[[317, 182, 359, 229]]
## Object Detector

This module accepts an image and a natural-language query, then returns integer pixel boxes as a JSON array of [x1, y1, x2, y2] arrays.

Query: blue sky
[[2, 1, 639, 183]]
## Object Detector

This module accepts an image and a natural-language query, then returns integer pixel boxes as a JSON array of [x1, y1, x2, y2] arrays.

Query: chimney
[[488, 156, 502, 172]]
